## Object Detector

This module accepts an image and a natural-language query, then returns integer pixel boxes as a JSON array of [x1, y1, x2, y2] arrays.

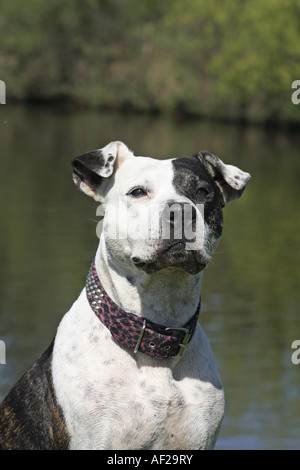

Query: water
[[0, 105, 299, 450]]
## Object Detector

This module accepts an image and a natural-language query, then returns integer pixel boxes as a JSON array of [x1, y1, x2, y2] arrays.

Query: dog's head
[[72, 141, 251, 275]]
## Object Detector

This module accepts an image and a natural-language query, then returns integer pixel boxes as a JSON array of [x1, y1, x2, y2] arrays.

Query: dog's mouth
[[131, 241, 210, 275]]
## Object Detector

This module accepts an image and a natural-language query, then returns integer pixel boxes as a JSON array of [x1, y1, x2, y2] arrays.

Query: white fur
[[221, 163, 251, 190], [52, 290, 224, 450], [52, 145, 226, 450]]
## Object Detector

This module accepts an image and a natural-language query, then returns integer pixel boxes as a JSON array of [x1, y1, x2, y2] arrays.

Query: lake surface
[[0, 105, 299, 450]]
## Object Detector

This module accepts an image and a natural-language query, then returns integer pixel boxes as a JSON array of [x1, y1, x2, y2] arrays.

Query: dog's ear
[[72, 141, 134, 201], [195, 151, 251, 205]]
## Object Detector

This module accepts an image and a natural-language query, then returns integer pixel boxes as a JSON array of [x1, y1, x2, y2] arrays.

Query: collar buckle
[[165, 327, 191, 358], [134, 319, 147, 354]]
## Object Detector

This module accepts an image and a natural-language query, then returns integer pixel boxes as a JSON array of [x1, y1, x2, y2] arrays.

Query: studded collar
[[85, 260, 200, 359]]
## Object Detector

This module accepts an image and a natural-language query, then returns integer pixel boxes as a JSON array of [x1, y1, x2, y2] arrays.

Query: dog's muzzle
[[131, 200, 210, 274]]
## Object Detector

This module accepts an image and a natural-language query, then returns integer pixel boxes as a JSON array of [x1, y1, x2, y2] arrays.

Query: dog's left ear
[[72, 141, 134, 201], [195, 151, 251, 205]]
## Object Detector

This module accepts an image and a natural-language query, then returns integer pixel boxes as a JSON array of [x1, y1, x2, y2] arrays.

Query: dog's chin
[[132, 242, 210, 275]]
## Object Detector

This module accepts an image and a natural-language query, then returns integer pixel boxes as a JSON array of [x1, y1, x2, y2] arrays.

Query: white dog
[[0, 142, 250, 450]]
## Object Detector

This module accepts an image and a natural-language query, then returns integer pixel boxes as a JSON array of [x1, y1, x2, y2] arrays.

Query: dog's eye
[[196, 187, 210, 198], [128, 187, 147, 198]]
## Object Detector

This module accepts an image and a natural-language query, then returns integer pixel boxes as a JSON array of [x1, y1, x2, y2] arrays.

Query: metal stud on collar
[[87, 274, 104, 310]]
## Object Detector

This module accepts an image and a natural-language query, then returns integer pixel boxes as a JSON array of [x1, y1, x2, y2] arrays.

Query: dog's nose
[[161, 200, 197, 240], [162, 200, 197, 225]]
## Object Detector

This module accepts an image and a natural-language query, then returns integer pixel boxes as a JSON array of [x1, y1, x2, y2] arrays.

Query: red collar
[[85, 260, 200, 359]]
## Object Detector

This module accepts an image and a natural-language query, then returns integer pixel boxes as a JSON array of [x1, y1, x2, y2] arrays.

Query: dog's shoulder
[[0, 340, 69, 450]]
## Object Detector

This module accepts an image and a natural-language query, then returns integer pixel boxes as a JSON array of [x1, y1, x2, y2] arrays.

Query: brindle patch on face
[[172, 157, 224, 242]]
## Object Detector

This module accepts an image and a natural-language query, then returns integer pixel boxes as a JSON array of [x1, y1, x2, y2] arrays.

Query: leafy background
[[1, 0, 300, 125]]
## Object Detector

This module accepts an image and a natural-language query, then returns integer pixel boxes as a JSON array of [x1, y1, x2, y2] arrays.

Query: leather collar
[[85, 260, 200, 359]]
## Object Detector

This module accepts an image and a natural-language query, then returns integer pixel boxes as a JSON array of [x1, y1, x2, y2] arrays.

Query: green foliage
[[1, 0, 299, 124]]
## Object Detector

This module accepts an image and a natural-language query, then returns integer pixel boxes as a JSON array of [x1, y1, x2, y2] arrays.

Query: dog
[[0, 141, 250, 450]]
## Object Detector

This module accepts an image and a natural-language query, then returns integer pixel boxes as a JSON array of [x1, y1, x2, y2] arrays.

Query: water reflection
[[0, 105, 299, 450]]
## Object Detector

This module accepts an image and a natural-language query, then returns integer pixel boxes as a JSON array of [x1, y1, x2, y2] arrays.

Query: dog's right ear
[[72, 141, 134, 201]]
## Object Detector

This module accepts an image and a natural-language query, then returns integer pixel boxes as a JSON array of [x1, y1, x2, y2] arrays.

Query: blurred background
[[0, 0, 299, 450], [1, 0, 300, 125]]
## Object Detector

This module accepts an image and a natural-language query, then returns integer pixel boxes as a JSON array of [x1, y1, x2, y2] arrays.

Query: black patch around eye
[[172, 158, 212, 200], [171, 157, 224, 240]]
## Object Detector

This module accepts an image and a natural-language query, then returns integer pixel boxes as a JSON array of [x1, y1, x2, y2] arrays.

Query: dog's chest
[[97, 372, 214, 450], [52, 295, 224, 450]]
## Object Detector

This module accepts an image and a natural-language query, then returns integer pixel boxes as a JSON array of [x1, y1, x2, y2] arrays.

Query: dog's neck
[[95, 240, 203, 327]]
